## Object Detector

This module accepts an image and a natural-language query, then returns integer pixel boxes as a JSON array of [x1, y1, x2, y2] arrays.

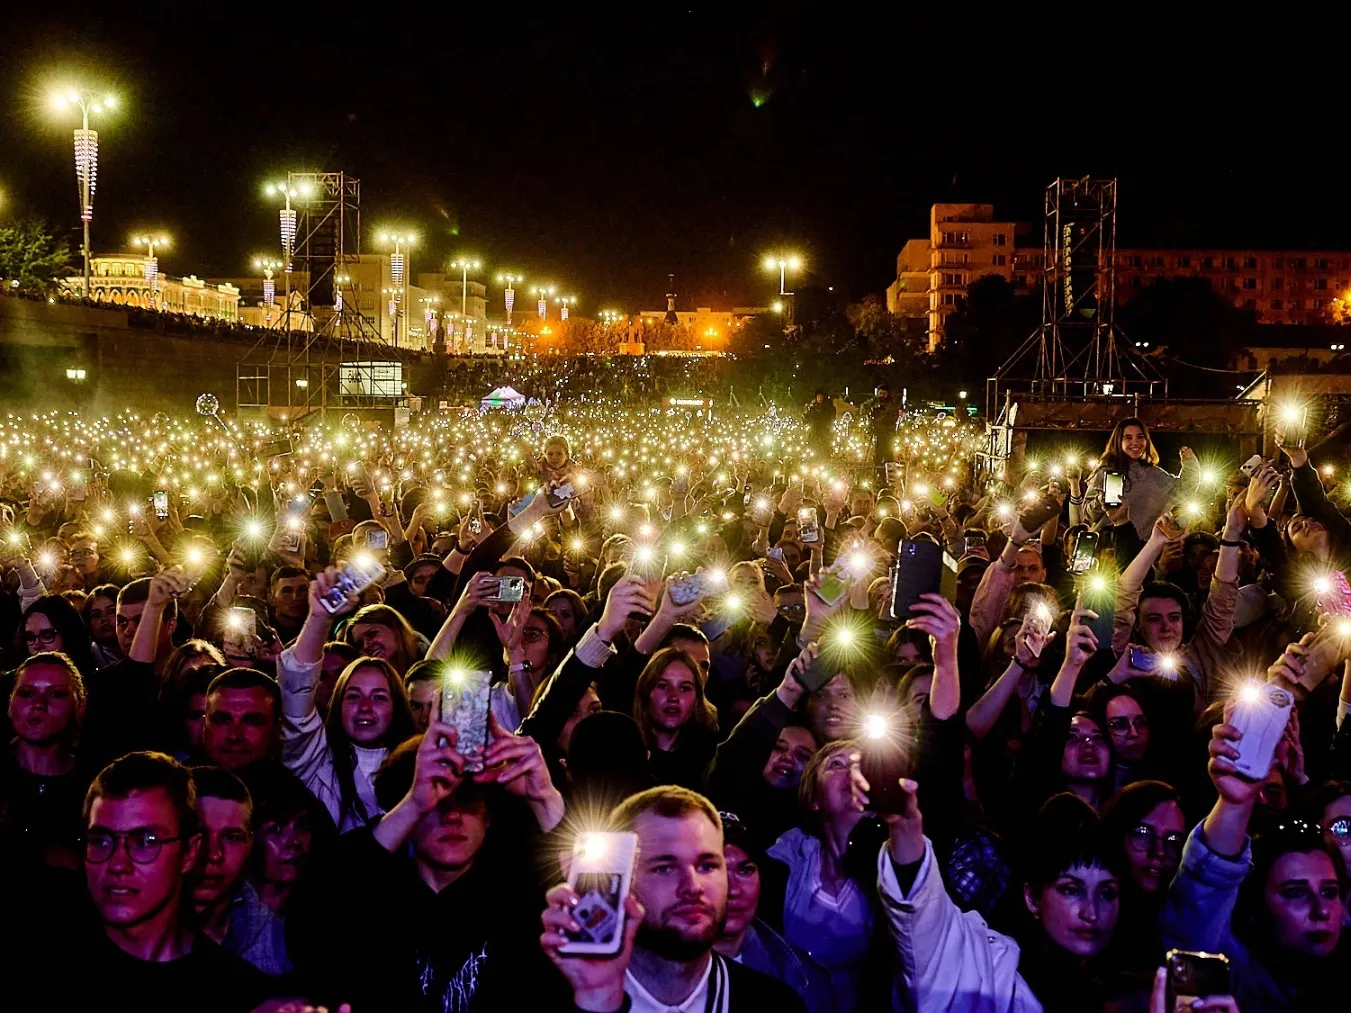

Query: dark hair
[[874, 516, 908, 549], [344, 604, 420, 675], [326, 657, 415, 826], [566, 711, 651, 807], [497, 555, 537, 583], [270, 565, 308, 586], [1022, 793, 1125, 894], [664, 623, 709, 650], [403, 657, 448, 689], [1137, 582, 1190, 622], [373, 734, 485, 814], [190, 765, 253, 814], [18, 595, 97, 675], [83, 751, 199, 838], [207, 668, 282, 712], [82, 582, 120, 624], [1099, 780, 1181, 851], [117, 577, 178, 625], [1236, 819, 1348, 945], [11, 653, 87, 740], [1099, 417, 1160, 473], [323, 640, 360, 665]]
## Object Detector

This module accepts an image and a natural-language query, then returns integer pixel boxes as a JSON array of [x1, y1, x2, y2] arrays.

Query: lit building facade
[[417, 273, 488, 352], [344, 255, 430, 350], [66, 254, 240, 321]]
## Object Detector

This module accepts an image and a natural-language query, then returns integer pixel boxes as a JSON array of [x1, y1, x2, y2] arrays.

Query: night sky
[[2, 8, 1345, 313]]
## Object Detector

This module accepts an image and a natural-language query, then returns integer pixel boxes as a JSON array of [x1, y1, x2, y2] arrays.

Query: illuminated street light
[[762, 252, 803, 296], [52, 86, 117, 298], [533, 284, 555, 321], [556, 295, 576, 321], [264, 180, 312, 271], [377, 232, 416, 347], [132, 234, 170, 309], [252, 257, 284, 325], [448, 257, 481, 350], [497, 272, 524, 328]]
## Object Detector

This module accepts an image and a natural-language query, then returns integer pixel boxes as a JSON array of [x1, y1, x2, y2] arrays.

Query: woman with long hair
[[284, 656, 415, 830], [1, 652, 91, 868], [80, 584, 122, 668], [343, 603, 422, 676], [1088, 416, 1198, 538], [16, 596, 97, 678], [1099, 780, 1186, 973], [632, 646, 719, 790], [156, 639, 227, 760]]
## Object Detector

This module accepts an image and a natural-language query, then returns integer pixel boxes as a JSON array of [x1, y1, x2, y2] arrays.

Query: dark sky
[[2, 7, 1346, 313]]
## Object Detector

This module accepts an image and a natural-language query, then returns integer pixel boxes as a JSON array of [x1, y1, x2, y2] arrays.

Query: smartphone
[[71, 478, 87, 503], [1103, 471, 1124, 508], [484, 575, 527, 603], [468, 515, 483, 535], [1018, 495, 1060, 531], [670, 571, 712, 607], [307, 479, 326, 504], [1230, 683, 1294, 780], [859, 713, 910, 815], [1165, 949, 1230, 1013], [510, 491, 537, 517], [547, 482, 576, 509], [673, 473, 689, 495], [888, 539, 945, 620], [1317, 571, 1351, 616], [321, 555, 387, 614], [153, 490, 169, 520], [814, 567, 850, 607], [439, 668, 493, 771], [1022, 601, 1053, 644], [884, 462, 902, 486], [796, 649, 840, 694], [1240, 455, 1264, 479], [260, 435, 296, 458], [766, 546, 785, 563], [224, 606, 257, 657], [365, 528, 389, 551], [1128, 645, 1160, 673], [798, 506, 820, 544], [559, 832, 639, 956], [1282, 407, 1308, 449], [962, 530, 986, 555], [1079, 575, 1116, 651], [742, 484, 754, 507], [1069, 530, 1099, 575]]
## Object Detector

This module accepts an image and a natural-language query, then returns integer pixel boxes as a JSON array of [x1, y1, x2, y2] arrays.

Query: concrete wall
[[0, 296, 440, 418]]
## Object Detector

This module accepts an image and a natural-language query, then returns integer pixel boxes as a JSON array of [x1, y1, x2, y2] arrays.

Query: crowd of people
[[0, 388, 1346, 1013]]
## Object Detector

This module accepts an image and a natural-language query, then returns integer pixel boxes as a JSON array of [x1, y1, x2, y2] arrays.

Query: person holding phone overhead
[[1087, 418, 1201, 539]]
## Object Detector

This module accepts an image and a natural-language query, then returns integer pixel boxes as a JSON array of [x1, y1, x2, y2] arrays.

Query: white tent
[[480, 386, 527, 410]]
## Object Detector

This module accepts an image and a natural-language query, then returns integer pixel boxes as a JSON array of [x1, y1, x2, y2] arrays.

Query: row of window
[[95, 262, 145, 277], [1123, 254, 1346, 271], [938, 232, 1010, 246]]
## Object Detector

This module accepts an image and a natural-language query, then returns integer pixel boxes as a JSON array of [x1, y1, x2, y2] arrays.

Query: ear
[[181, 831, 203, 875], [1023, 883, 1040, 918]]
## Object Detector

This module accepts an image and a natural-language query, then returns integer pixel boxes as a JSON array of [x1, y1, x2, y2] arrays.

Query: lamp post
[[556, 295, 576, 321], [132, 234, 170, 309], [497, 272, 523, 327], [252, 257, 283, 326], [449, 257, 481, 351], [420, 295, 440, 348], [53, 87, 117, 298], [533, 284, 555, 321], [762, 252, 803, 297], [377, 232, 416, 347], [264, 180, 311, 329]]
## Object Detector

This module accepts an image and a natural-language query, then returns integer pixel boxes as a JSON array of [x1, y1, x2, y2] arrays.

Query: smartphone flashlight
[[578, 833, 609, 862], [863, 713, 888, 740]]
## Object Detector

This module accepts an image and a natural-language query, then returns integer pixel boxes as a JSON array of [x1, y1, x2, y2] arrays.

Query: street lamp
[[496, 273, 524, 327], [132, 234, 170, 309], [556, 295, 576, 321], [533, 284, 555, 321], [419, 295, 440, 346], [377, 232, 416, 347], [449, 257, 481, 350], [52, 86, 117, 298], [762, 252, 803, 296], [264, 180, 312, 329], [252, 257, 283, 325]]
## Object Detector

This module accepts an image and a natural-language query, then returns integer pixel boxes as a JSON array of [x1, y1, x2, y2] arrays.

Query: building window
[[1202, 256, 1214, 269], [993, 254, 1007, 266], [1292, 258, 1307, 270], [1274, 257, 1285, 269], [1242, 277, 1258, 290], [1151, 255, 1165, 267], [1131, 255, 1143, 268], [1014, 275, 1027, 287], [1222, 256, 1237, 270], [1316, 257, 1330, 270], [1271, 298, 1284, 310], [1273, 278, 1284, 290], [942, 273, 965, 286], [1178, 255, 1191, 268], [993, 233, 1007, 247], [1244, 256, 1258, 269], [1315, 278, 1329, 290]]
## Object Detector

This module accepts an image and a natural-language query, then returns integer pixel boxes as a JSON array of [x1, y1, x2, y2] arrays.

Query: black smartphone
[[1018, 495, 1060, 532], [795, 650, 839, 694], [1165, 949, 1230, 1012], [888, 539, 945, 621], [859, 712, 910, 814]]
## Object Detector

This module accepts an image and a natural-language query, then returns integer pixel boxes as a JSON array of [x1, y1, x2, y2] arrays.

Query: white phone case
[[1230, 685, 1294, 780], [560, 832, 639, 955]]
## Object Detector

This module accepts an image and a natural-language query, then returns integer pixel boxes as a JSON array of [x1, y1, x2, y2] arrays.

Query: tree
[[937, 275, 1041, 385], [846, 294, 926, 363], [1117, 276, 1257, 370], [0, 218, 72, 295]]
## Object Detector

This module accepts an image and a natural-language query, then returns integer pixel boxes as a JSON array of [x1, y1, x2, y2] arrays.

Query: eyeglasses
[[23, 629, 61, 646], [1325, 817, 1351, 839], [70, 548, 97, 559], [1066, 732, 1107, 749], [85, 829, 185, 864], [1107, 715, 1150, 735], [1126, 824, 1184, 856]]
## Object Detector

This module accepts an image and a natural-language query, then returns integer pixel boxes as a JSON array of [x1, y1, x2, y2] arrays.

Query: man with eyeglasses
[[68, 530, 105, 590], [16, 752, 272, 1010]]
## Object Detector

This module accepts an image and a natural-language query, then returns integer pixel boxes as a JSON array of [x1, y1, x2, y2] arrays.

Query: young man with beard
[[541, 785, 807, 1013], [190, 766, 290, 975]]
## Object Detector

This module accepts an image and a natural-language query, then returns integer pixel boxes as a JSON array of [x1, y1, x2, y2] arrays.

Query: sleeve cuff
[[574, 627, 618, 669], [1338, 697, 1350, 731]]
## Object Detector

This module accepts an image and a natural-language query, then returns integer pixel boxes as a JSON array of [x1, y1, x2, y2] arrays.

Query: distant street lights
[[497, 272, 523, 327], [132, 234, 170, 308], [252, 257, 283, 325], [449, 257, 481, 351], [377, 232, 416, 347], [52, 86, 117, 297], [533, 284, 555, 321], [762, 252, 803, 296], [556, 295, 576, 321]]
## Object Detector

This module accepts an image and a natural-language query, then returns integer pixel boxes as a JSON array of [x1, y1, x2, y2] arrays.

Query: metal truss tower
[[987, 178, 1164, 416], [236, 171, 404, 420]]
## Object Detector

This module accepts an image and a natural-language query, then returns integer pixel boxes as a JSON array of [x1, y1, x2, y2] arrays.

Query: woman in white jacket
[[278, 568, 416, 831]]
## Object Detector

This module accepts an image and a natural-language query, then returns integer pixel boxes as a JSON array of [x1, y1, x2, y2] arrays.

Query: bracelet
[[1069, 496, 1083, 505], [508, 661, 532, 675], [454, 542, 472, 554], [1219, 538, 1243, 548]]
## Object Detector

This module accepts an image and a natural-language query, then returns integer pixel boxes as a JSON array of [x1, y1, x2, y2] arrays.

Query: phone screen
[[1070, 531, 1099, 574], [1103, 472, 1124, 508], [153, 490, 169, 519], [440, 668, 492, 770]]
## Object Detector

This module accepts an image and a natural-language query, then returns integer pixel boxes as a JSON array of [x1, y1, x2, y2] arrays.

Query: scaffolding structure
[[235, 171, 410, 420]]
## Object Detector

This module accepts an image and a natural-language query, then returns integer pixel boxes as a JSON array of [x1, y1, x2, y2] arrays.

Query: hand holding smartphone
[[439, 668, 492, 772], [558, 832, 639, 955]]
